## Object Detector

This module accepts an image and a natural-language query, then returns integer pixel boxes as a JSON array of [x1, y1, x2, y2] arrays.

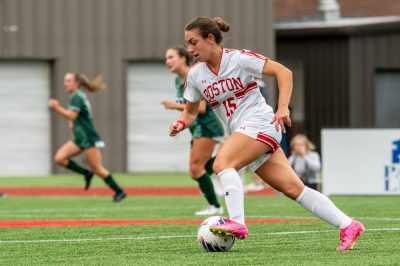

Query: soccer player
[[169, 17, 364, 250], [48, 72, 126, 202], [162, 46, 224, 215]]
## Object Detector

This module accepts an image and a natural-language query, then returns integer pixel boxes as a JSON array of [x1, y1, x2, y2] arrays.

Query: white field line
[[0, 206, 194, 213], [0, 208, 399, 222], [0, 214, 99, 218], [246, 215, 400, 221], [1, 227, 400, 244]]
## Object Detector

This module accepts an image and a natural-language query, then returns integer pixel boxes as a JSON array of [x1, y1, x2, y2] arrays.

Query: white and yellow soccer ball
[[197, 216, 235, 252]]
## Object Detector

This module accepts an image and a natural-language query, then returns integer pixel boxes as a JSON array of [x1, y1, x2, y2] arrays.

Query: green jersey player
[[162, 46, 224, 216], [48, 72, 126, 202]]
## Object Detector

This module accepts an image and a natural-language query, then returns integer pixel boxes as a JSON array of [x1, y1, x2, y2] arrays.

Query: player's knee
[[189, 162, 203, 179], [212, 158, 227, 175], [281, 183, 304, 200], [54, 155, 67, 166]]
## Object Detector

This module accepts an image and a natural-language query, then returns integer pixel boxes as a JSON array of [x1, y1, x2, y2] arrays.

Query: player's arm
[[162, 100, 206, 114], [169, 100, 199, 136], [262, 59, 293, 132], [161, 100, 185, 111], [48, 99, 79, 121]]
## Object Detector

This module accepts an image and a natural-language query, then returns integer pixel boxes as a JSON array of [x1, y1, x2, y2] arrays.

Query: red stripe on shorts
[[256, 133, 279, 152]]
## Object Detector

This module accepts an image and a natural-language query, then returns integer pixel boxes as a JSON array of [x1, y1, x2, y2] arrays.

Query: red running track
[[0, 187, 276, 196]]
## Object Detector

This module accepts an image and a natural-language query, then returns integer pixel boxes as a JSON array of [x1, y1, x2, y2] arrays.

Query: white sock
[[217, 168, 245, 225], [296, 186, 352, 229]]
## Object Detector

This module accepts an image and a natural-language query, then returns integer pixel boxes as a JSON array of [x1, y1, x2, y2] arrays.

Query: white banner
[[322, 129, 400, 195]]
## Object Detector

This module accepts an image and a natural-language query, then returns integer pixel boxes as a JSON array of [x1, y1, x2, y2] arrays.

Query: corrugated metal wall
[[278, 28, 400, 149], [277, 36, 350, 149], [0, 0, 274, 172], [349, 33, 400, 127]]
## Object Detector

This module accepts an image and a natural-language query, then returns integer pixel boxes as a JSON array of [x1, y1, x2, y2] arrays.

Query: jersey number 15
[[222, 97, 237, 117]]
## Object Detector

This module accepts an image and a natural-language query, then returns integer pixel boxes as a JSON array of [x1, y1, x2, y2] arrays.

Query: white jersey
[[184, 48, 282, 172], [184, 48, 274, 134]]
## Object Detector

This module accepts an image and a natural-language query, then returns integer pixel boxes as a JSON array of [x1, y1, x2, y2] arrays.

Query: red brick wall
[[275, 0, 400, 20], [275, 0, 319, 20]]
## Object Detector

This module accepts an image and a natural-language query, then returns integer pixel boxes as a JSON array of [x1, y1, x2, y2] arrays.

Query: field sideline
[[0, 174, 399, 265]]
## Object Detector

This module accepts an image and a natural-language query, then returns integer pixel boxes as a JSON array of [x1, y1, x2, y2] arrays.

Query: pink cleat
[[209, 218, 248, 239], [336, 220, 365, 251]]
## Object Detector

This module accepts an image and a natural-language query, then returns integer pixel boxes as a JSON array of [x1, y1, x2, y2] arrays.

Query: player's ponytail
[[185, 16, 230, 45], [74, 73, 106, 93], [212, 17, 230, 32]]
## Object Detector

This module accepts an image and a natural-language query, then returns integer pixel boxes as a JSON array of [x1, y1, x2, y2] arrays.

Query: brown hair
[[72, 73, 106, 92], [170, 46, 193, 66], [185, 17, 230, 45]]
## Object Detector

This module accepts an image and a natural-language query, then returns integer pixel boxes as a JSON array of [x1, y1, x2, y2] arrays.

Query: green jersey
[[175, 77, 224, 140], [68, 89, 102, 149]]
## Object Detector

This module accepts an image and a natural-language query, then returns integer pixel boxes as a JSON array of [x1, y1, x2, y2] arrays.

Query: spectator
[[288, 134, 321, 191]]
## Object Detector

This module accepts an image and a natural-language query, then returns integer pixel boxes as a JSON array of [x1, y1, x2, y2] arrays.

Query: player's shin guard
[[205, 157, 216, 175], [296, 186, 352, 229], [66, 160, 90, 176], [197, 172, 220, 208], [217, 168, 245, 225], [104, 174, 123, 194]]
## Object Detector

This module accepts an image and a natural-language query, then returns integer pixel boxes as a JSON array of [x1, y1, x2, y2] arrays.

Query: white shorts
[[234, 121, 282, 172]]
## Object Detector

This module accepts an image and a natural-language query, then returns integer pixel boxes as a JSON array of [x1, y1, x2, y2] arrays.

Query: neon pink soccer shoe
[[336, 220, 365, 251], [209, 218, 248, 240]]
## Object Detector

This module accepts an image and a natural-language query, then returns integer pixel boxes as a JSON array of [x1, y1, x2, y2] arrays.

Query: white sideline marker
[[1, 227, 400, 244]]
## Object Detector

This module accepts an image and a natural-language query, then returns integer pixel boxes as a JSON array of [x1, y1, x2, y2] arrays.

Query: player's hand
[[271, 107, 291, 133], [161, 100, 176, 110], [169, 120, 185, 136], [48, 99, 60, 110]]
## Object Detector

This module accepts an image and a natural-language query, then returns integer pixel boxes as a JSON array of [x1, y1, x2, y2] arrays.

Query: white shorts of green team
[[95, 140, 106, 148], [235, 121, 282, 172]]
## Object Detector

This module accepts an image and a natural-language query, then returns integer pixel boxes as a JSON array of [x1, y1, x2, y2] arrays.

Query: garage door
[[0, 61, 50, 176], [127, 63, 190, 172]]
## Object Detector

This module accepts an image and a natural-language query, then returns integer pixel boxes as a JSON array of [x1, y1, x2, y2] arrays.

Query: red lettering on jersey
[[225, 78, 235, 91], [232, 77, 244, 90], [212, 82, 220, 97], [204, 85, 213, 101], [203, 77, 252, 102], [218, 80, 226, 93]]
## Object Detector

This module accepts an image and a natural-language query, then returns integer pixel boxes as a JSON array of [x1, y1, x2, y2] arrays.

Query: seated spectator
[[288, 134, 321, 191]]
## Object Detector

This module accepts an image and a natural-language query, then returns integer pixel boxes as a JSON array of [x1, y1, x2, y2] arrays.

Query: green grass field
[[0, 174, 399, 265]]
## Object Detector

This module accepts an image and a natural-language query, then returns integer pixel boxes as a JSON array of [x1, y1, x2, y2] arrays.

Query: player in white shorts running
[[169, 16, 364, 251]]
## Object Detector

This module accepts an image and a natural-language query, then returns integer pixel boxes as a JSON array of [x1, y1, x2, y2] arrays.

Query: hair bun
[[213, 17, 230, 32]]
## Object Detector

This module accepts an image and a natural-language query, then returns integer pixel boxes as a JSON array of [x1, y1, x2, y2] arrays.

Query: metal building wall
[[277, 36, 350, 149], [0, 0, 274, 172], [349, 33, 400, 127]]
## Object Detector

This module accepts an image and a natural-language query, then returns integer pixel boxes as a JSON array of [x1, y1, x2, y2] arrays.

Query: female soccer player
[[169, 17, 364, 250], [49, 72, 126, 202], [162, 46, 224, 215]]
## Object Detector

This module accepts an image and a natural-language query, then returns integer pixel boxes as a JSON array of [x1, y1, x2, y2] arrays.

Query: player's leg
[[84, 147, 126, 202], [54, 141, 93, 182], [256, 148, 364, 250], [204, 156, 216, 175], [210, 132, 272, 239], [190, 137, 222, 215]]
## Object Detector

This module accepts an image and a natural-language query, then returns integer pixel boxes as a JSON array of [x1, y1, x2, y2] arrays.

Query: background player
[[48, 72, 126, 202], [162, 46, 224, 215], [169, 16, 364, 250]]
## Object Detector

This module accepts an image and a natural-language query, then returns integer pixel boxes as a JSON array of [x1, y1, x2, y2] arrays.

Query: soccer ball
[[197, 216, 235, 252]]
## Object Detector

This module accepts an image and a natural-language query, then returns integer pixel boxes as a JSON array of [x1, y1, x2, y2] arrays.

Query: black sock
[[197, 172, 220, 208], [205, 157, 216, 175], [104, 174, 123, 194], [66, 160, 90, 176]]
